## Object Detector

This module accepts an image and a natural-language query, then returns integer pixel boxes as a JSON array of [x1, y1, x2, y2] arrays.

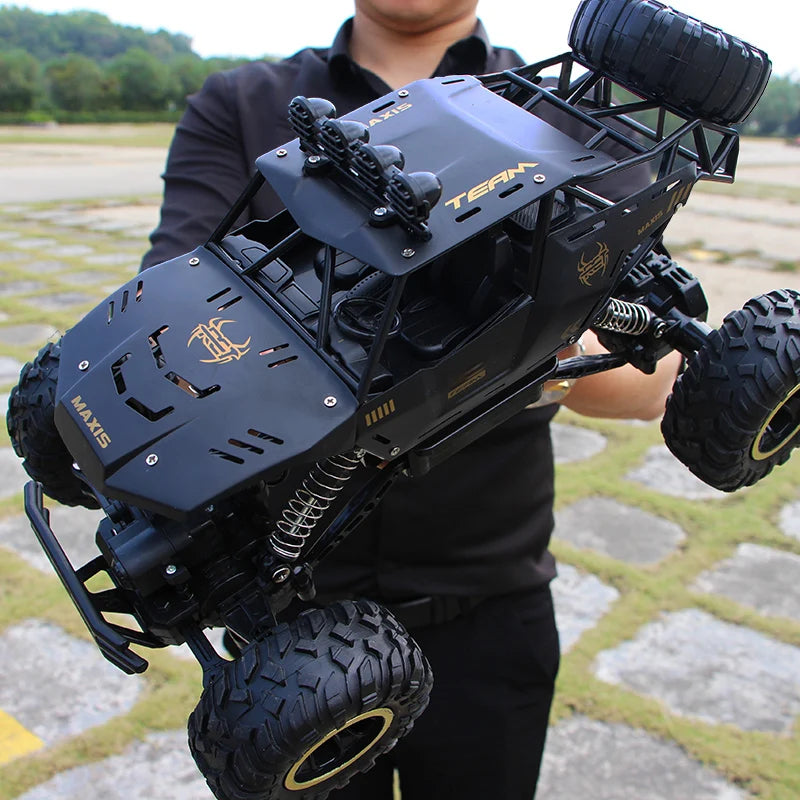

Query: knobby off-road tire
[[188, 599, 432, 800], [569, 0, 771, 124], [6, 340, 99, 508], [662, 290, 800, 491]]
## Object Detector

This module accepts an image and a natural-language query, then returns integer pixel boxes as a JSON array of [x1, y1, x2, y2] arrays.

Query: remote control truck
[[7, 1, 791, 797]]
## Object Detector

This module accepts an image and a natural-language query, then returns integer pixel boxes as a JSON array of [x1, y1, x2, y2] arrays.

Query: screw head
[[78, 360, 90, 371], [145, 453, 159, 466], [272, 565, 291, 583], [164, 564, 177, 576], [533, 174, 546, 184], [398, 89, 409, 98], [373, 206, 388, 217], [307, 155, 322, 164], [653, 321, 668, 339], [390, 446, 401, 457], [324, 396, 338, 408], [276, 148, 288, 157], [402, 248, 416, 258], [188, 257, 200, 266]]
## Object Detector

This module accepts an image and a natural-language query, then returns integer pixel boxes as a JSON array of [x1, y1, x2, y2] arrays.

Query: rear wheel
[[569, 0, 771, 124], [7, 341, 99, 508], [188, 599, 432, 800], [662, 290, 800, 491]]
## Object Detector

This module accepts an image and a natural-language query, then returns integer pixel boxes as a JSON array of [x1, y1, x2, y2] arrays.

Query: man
[[143, 1, 681, 796]]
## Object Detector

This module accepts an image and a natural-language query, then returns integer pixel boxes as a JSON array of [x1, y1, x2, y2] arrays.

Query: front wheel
[[188, 599, 432, 800], [7, 340, 99, 508], [662, 289, 800, 491]]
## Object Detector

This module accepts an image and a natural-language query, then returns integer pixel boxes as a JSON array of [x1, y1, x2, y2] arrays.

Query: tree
[[744, 75, 800, 136], [168, 53, 210, 106], [108, 47, 174, 111], [0, 48, 41, 111], [45, 54, 107, 111]]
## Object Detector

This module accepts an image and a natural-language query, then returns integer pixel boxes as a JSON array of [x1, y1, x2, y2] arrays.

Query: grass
[[0, 124, 174, 149]]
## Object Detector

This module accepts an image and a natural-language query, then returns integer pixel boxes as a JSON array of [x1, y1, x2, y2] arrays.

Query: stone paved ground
[[0, 135, 799, 799]]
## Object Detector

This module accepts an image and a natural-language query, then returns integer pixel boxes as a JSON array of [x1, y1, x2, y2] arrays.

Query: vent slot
[[149, 325, 169, 368], [111, 353, 131, 395], [165, 371, 220, 399], [209, 448, 244, 465], [136, 280, 143, 302], [259, 343, 289, 356], [268, 355, 298, 369], [441, 78, 465, 85], [229, 438, 264, 455], [120, 290, 129, 313], [207, 287, 231, 303], [372, 100, 394, 113], [455, 206, 481, 223], [217, 296, 242, 311], [373, 434, 391, 445], [499, 183, 523, 199], [248, 428, 284, 445], [125, 397, 174, 422], [107, 301, 114, 324]]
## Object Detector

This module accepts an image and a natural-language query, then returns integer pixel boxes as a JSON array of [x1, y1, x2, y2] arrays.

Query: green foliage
[[743, 75, 800, 137], [0, 6, 273, 117], [0, 6, 192, 63], [0, 47, 41, 111], [44, 54, 110, 112], [107, 47, 175, 111]]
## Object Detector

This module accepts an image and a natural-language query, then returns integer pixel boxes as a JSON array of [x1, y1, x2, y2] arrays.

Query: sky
[[5, 0, 798, 77]]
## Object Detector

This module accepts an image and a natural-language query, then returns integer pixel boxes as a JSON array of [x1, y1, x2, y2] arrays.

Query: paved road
[[0, 143, 166, 203]]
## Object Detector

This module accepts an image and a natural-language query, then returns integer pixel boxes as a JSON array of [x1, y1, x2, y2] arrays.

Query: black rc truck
[[6, 1, 795, 797]]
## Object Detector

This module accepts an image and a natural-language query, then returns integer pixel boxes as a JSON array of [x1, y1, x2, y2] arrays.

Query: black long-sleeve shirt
[[141, 20, 565, 600]]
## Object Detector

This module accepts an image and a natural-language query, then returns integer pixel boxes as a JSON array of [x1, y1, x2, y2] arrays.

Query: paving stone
[[0, 356, 23, 384], [0, 323, 58, 346], [65, 270, 126, 286], [554, 497, 685, 565], [0, 502, 104, 573], [24, 259, 71, 273], [551, 563, 619, 652], [778, 500, 800, 541], [0, 279, 46, 296], [693, 544, 800, 620], [551, 422, 607, 464], [50, 244, 95, 258], [626, 445, 727, 500], [34, 292, 95, 310], [17, 730, 209, 800], [11, 238, 58, 250], [0, 448, 29, 499], [0, 620, 142, 746], [84, 253, 140, 267], [538, 716, 750, 800], [594, 608, 800, 733]]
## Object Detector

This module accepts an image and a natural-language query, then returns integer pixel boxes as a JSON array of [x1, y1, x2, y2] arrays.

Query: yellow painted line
[[0, 709, 44, 764]]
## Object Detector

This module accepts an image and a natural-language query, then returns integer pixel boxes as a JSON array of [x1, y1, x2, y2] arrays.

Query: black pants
[[329, 586, 560, 799]]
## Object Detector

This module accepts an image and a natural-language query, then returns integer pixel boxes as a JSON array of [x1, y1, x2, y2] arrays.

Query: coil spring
[[594, 298, 653, 336], [269, 450, 364, 560]]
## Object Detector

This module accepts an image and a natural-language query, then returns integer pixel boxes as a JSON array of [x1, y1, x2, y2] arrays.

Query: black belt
[[383, 595, 487, 629]]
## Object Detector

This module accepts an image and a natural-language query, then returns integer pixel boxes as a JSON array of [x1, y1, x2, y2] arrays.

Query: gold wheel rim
[[284, 707, 394, 791], [752, 382, 800, 461]]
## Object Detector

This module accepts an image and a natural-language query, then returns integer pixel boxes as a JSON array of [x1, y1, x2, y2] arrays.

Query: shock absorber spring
[[594, 298, 653, 336], [269, 449, 365, 560]]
